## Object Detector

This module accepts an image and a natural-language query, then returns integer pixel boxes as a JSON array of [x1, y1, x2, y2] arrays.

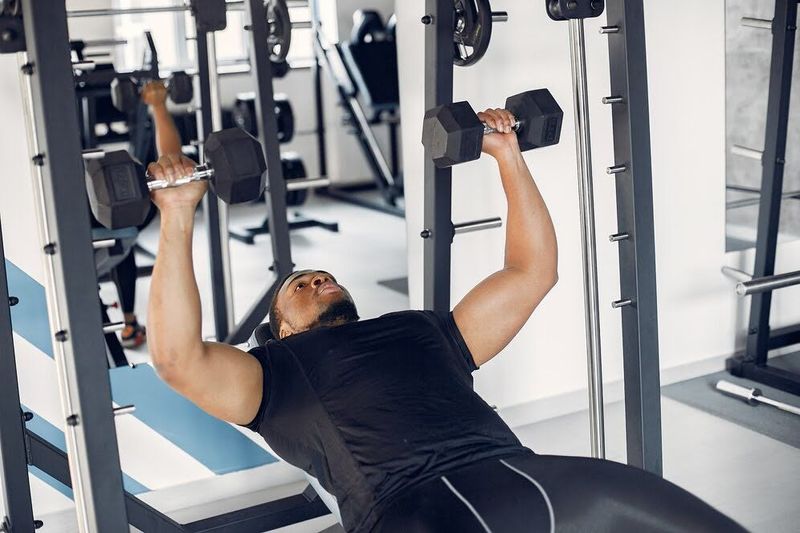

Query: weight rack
[[726, 0, 800, 396], [421, 0, 662, 474], [0, 0, 328, 530]]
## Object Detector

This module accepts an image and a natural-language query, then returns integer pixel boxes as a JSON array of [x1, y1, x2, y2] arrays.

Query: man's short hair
[[268, 271, 297, 340]]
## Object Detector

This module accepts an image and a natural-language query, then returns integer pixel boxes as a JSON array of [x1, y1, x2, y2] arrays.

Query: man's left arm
[[141, 81, 183, 157], [452, 108, 558, 367]]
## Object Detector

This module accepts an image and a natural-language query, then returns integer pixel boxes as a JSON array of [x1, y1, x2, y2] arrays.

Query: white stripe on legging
[[499, 459, 555, 533], [440, 476, 494, 533]]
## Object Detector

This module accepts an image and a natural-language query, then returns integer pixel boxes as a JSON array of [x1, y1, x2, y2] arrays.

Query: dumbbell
[[421, 89, 564, 168], [85, 128, 266, 229], [110, 71, 194, 113]]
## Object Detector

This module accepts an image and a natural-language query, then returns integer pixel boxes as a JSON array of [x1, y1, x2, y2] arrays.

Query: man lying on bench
[[146, 109, 745, 532]]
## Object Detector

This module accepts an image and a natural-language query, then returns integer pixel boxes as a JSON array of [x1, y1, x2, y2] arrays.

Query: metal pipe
[[112, 405, 136, 417], [92, 239, 116, 250], [569, 18, 605, 459], [721, 266, 752, 283], [606, 164, 627, 174], [72, 61, 95, 71], [484, 120, 521, 135], [453, 217, 503, 235], [102, 322, 125, 334], [206, 31, 235, 335], [66, 1, 312, 28], [286, 177, 331, 191], [731, 144, 763, 161], [716, 380, 800, 416], [491, 11, 509, 22], [726, 186, 800, 209], [68, 5, 189, 17], [609, 232, 630, 242], [599, 25, 620, 34], [80, 38, 128, 48], [612, 298, 633, 309], [741, 17, 773, 30], [602, 95, 624, 104], [81, 148, 105, 160], [736, 269, 800, 296]]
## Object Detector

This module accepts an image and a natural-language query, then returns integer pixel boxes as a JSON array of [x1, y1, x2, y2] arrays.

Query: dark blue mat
[[663, 352, 800, 449]]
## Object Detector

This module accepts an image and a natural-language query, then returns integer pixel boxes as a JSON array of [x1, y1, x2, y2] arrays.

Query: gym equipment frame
[[0, 0, 329, 531], [421, 0, 662, 474], [309, 0, 405, 218], [726, 0, 800, 396]]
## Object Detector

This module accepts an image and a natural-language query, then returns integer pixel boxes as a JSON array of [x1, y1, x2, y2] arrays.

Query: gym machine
[[0, 0, 335, 531], [421, 0, 662, 473], [310, 4, 405, 217], [723, 0, 800, 397]]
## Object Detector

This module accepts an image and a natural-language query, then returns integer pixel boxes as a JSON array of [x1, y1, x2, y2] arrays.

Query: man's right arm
[[147, 157, 264, 426]]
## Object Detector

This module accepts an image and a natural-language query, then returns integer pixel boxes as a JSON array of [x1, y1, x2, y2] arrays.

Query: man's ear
[[279, 323, 293, 339]]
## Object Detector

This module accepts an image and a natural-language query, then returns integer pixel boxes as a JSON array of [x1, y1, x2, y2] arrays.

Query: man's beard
[[311, 298, 359, 329]]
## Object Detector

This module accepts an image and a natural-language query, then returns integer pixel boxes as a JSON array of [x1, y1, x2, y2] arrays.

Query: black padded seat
[[248, 322, 275, 348], [339, 39, 399, 117]]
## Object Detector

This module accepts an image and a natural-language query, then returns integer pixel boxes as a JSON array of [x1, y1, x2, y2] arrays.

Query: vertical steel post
[[604, 0, 662, 475], [310, 0, 328, 179], [568, 18, 606, 459], [745, 0, 797, 364], [0, 220, 36, 533], [223, 0, 295, 344], [18, 1, 129, 529], [196, 29, 234, 341], [422, 0, 455, 311]]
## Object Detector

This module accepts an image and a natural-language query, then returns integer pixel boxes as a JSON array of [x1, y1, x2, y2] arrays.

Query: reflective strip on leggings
[[440, 475, 493, 533], [499, 459, 555, 533]]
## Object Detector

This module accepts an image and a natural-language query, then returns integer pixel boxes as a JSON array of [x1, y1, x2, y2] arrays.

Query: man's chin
[[314, 298, 359, 328]]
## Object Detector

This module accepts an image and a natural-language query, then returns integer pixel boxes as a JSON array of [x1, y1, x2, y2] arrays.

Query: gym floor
[[99, 193, 799, 533]]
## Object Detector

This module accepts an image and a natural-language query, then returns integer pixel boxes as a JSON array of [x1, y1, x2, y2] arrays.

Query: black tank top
[[241, 310, 530, 532]]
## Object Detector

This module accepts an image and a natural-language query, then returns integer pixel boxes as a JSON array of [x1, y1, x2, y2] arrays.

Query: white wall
[[396, 0, 800, 413]]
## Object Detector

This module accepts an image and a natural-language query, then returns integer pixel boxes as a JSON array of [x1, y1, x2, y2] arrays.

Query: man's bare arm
[[141, 81, 183, 157], [147, 156, 263, 426], [453, 109, 558, 367]]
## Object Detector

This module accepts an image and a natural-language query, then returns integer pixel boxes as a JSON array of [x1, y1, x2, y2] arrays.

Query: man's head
[[269, 270, 359, 339]]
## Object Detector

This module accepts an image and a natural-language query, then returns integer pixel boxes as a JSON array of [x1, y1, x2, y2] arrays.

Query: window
[[110, 0, 313, 74]]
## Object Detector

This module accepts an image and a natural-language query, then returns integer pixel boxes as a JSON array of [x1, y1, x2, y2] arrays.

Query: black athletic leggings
[[108, 205, 157, 315], [373, 451, 747, 533]]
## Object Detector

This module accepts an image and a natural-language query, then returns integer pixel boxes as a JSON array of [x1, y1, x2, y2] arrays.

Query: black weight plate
[[453, 0, 493, 67], [274, 96, 295, 144], [266, 0, 292, 63], [167, 71, 193, 104], [271, 59, 290, 78]]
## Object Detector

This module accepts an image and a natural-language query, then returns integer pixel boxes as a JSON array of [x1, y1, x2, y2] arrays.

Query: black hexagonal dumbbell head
[[85, 151, 150, 229], [505, 89, 564, 152], [167, 71, 193, 104], [204, 128, 267, 204], [421, 101, 484, 168], [110, 76, 139, 113]]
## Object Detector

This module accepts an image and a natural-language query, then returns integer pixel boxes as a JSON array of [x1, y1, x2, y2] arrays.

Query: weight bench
[[247, 323, 345, 531]]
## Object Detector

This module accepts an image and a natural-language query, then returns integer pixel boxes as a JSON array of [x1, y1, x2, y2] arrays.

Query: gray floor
[[512, 397, 800, 533], [103, 194, 799, 532]]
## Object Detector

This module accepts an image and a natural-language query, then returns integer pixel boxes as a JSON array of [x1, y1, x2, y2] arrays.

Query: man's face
[[275, 270, 359, 339]]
